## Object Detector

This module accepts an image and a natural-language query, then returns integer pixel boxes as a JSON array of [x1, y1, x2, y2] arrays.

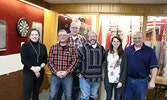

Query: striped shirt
[[47, 43, 78, 74], [78, 43, 105, 82]]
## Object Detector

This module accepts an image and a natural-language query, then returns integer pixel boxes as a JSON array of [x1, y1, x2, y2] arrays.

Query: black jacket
[[104, 49, 127, 93]]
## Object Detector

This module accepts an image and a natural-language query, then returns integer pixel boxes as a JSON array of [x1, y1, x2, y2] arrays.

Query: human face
[[29, 30, 39, 42], [70, 23, 79, 36], [133, 32, 144, 47], [112, 38, 121, 49], [88, 32, 97, 45], [58, 31, 68, 43]]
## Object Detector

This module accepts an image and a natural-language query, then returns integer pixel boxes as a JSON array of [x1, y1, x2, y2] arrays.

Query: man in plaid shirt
[[68, 22, 87, 49], [48, 29, 78, 100], [68, 22, 87, 100], [57, 22, 87, 100]]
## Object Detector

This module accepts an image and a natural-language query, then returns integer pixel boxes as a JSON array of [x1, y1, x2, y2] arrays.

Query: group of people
[[20, 21, 159, 100]]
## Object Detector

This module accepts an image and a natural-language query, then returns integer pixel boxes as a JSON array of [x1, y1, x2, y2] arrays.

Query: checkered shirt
[[47, 43, 78, 74], [68, 34, 87, 49]]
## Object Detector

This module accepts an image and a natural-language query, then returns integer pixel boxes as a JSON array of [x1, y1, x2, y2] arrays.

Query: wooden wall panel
[[50, 4, 167, 14], [0, 70, 49, 100]]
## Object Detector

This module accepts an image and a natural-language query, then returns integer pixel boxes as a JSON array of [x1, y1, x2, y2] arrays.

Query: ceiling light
[[19, 0, 49, 11]]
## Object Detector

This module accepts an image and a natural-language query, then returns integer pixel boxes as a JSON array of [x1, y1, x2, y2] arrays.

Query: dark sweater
[[20, 41, 47, 75], [104, 49, 127, 93], [77, 43, 105, 82]]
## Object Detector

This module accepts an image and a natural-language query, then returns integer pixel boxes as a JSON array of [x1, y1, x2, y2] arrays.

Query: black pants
[[23, 73, 44, 100]]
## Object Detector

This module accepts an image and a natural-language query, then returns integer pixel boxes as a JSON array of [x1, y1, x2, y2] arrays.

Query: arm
[[20, 43, 32, 69], [73, 47, 84, 77], [40, 45, 48, 69], [117, 52, 127, 88], [47, 46, 57, 74], [148, 49, 159, 89], [148, 67, 157, 89], [66, 47, 79, 73]]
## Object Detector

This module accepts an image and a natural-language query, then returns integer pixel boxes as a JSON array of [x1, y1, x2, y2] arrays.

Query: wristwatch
[[16, 18, 30, 38]]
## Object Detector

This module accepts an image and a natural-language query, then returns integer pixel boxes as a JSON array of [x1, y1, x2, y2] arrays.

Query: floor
[[38, 89, 50, 100], [37, 83, 114, 100]]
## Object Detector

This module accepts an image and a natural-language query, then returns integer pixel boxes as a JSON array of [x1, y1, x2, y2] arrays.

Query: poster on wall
[[32, 22, 42, 42], [0, 20, 6, 51], [58, 14, 96, 39], [99, 15, 143, 50]]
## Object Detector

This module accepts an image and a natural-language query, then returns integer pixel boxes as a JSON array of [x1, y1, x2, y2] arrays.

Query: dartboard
[[16, 18, 30, 38]]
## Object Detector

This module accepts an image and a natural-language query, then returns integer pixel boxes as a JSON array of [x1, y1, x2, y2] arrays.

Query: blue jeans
[[49, 73, 73, 100], [106, 83, 120, 100], [124, 77, 148, 100], [79, 77, 100, 100], [56, 83, 79, 100]]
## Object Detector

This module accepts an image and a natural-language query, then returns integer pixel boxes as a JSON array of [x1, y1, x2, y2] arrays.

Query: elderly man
[[48, 29, 78, 100], [77, 30, 105, 100], [124, 32, 159, 100]]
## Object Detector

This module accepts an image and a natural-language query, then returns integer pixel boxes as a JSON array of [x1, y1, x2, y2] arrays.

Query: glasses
[[71, 27, 79, 29], [58, 34, 67, 37]]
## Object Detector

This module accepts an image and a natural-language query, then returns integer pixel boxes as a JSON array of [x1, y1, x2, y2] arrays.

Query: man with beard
[[77, 30, 105, 100]]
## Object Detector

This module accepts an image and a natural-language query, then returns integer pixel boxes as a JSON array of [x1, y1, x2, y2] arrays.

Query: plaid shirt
[[68, 34, 87, 49], [47, 43, 78, 74]]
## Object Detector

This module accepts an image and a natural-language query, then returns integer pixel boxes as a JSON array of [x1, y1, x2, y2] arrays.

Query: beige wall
[[43, 10, 59, 82]]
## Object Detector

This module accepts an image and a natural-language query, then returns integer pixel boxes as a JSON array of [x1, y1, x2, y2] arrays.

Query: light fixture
[[19, 0, 49, 11]]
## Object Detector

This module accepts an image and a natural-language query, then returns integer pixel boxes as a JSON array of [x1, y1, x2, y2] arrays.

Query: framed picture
[[0, 20, 6, 51]]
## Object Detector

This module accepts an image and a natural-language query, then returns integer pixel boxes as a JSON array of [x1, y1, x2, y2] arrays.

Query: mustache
[[90, 39, 96, 41]]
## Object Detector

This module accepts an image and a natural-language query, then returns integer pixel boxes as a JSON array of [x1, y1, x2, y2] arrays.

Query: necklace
[[30, 42, 40, 63]]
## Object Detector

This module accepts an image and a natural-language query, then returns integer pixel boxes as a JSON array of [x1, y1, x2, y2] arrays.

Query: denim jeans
[[106, 83, 120, 100], [56, 84, 79, 100], [79, 77, 100, 100], [49, 73, 73, 100], [124, 77, 148, 100]]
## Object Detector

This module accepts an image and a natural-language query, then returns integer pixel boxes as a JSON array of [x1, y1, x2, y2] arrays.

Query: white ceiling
[[44, 0, 167, 4]]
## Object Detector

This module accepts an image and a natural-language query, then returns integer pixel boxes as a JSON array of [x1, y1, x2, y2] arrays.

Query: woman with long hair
[[104, 36, 127, 100]]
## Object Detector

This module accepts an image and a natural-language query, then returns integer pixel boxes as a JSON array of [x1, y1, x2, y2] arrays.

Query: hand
[[61, 71, 67, 78], [56, 71, 63, 78], [30, 66, 41, 73], [35, 72, 40, 78], [148, 81, 155, 89], [79, 74, 83, 78], [116, 82, 122, 88]]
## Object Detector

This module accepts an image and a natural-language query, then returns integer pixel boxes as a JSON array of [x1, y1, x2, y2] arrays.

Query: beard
[[89, 39, 97, 45]]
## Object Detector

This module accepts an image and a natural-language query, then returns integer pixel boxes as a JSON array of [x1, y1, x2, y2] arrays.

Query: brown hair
[[109, 36, 124, 58], [29, 28, 40, 36]]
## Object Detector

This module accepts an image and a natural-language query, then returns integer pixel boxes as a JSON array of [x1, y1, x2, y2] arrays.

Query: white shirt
[[107, 52, 121, 83]]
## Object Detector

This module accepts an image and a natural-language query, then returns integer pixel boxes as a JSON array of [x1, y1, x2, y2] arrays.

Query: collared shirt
[[68, 34, 86, 49], [125, 44, 159, 78], [47, 43, 78, 74]]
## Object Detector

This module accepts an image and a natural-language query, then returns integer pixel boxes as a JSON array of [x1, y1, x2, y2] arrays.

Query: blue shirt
[[125, 44, 159, 78]]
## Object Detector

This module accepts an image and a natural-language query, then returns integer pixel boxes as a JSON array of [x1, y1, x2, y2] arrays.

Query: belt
[[128, 76, 146, 79]]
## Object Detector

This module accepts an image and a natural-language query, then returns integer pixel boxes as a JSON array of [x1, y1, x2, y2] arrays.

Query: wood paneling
[[0, 70, 49, 100], [50, 4, 167, 14]]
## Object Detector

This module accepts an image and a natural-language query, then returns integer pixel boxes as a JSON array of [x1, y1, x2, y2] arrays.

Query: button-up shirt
[[68, 34, 86, 49], [48, 43, 78, 74]]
